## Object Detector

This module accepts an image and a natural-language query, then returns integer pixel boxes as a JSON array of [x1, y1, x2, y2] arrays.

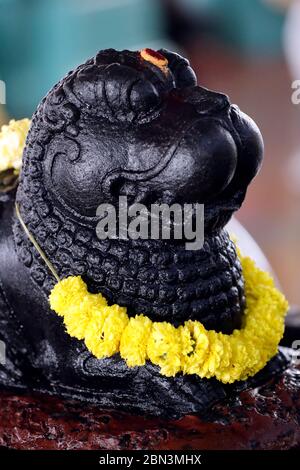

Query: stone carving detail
[[14, 49, 263, 331]]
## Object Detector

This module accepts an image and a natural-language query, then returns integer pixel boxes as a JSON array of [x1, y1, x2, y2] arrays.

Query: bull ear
[[159, 49, 197, 89]]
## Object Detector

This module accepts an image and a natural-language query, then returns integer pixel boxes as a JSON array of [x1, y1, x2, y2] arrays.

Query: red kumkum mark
[[140, 49, 168, 71]]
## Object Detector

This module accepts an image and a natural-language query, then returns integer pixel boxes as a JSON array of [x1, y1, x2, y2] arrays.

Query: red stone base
[[0, 364, 300, 450]]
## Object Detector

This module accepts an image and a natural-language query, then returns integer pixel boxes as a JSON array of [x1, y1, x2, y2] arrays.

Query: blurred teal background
[[181, 0, 285, 53], [0, 0, 285, 118], [0, 0, 166, 117]]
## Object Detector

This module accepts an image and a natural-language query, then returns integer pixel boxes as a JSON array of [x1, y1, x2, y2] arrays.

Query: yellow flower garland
[[0, 119, 31, 173], [49, 254, 288, 384]]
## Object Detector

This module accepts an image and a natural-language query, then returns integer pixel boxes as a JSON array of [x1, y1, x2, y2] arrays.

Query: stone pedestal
[[0, 362, 299, 450]]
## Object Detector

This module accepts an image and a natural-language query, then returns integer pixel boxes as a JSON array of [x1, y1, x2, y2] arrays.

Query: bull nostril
[[180, 86, 230, 115], [195, 89, 230, 115]]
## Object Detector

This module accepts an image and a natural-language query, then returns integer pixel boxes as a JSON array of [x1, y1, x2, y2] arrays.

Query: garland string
[[15, 203, 60, 282]]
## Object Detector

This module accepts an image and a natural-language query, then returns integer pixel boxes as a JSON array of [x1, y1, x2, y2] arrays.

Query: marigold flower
[[85, 305, 128, 359], [147, 322, 182, 376], [0, 119, 30, 173], [120, 315, 152, 367]]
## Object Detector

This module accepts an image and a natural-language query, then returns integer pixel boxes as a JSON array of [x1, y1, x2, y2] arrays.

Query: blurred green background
[[0, 0, 285, 117]]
